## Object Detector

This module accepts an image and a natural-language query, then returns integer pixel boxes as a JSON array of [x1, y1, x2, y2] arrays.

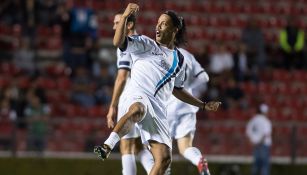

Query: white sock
[[183, 147, 202, 166], [138, 149, 154, 174], [104, 132, 120, 150], [122, 154, 137, 175]]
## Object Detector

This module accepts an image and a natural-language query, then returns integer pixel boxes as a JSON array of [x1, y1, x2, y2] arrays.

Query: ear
[[127, 22, 134, 30], [173, 27, 179, 35]]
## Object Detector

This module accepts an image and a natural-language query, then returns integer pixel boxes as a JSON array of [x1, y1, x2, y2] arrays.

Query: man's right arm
[[106, 69, 130, 128], [113, 3, 139, 48], [110, 69, 130, 108]]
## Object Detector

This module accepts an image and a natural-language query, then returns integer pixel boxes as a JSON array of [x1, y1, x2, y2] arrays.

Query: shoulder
[[178, 48, 192, 57], [178, 48, 193, 67], [129, 34, 154, 43]]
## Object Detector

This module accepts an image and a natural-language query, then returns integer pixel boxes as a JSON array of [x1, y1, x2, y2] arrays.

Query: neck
[[127, 30, 137, 36], [157, 41, 175, 50]]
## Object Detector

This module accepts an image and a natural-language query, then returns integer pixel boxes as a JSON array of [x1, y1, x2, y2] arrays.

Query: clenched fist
[[204, 101, 222, 111], [123, 3, 139, 18]]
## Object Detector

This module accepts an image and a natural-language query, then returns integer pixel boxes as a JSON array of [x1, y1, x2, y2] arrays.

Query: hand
[[106, 106, 117, 128], [123, 3, 139, 18], [204, 101, 222, 111]]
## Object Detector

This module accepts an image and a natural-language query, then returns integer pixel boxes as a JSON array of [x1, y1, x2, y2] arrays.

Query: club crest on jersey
[[160, 59, 170, 71]]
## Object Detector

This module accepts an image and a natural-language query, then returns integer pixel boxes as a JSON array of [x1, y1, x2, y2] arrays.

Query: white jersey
[[167, 48, 209, 116], [246, 114, 272, 146], [122, 35, 185, 119]]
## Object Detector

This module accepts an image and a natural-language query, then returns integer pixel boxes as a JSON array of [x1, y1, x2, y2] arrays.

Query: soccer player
[[94, 3, 221, 175], [107, 11, 153, 175], [167, 47, 211, 175]]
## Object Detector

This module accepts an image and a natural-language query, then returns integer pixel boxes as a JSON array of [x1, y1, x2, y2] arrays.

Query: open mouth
[[156, 30, 161, 37]]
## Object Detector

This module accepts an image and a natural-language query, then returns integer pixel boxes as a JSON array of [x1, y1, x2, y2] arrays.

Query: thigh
[[149, 140, 171, 162], [120, 138, 138, 154], [177, 136, 193, 154]]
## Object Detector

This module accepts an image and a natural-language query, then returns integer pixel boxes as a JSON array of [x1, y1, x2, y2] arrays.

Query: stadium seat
[[272, 70, 291, 82], [87, 106, 107, 118], [56, 77, 71, 90], [37, 77, 57, 89], [0, 75, 9, 88]]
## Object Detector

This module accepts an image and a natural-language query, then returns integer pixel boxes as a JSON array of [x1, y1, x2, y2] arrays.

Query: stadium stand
[[0, 0, 307, 161]]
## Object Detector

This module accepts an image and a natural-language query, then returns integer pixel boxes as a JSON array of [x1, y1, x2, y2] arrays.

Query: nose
[[156, 23, 161, 30]]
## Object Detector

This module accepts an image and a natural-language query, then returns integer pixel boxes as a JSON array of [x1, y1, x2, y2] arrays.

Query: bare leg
[[148, 140, 171, 175], [94, 102, 146, 160], [177, 135, 193, 155], [114, 102, 145, 137]]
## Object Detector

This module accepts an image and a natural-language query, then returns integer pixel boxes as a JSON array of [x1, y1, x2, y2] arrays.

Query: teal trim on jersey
[[155, 50, 178, 89]]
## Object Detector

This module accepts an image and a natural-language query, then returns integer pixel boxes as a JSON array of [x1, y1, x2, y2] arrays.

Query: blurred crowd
[[0, 0, 307, 153]]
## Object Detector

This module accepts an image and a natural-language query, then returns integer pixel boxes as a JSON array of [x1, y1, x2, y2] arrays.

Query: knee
[[129, 102, 146, 122], [120, 139, 135, 154], [156, 153, 171, 170], [162, 154, 171, 168]]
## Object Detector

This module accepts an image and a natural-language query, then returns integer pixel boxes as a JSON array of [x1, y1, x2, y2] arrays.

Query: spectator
[[94, 62, 113, 106], [37, 0, 58, 26], [22, 0, 39, 38], [246, 104, 272, 175], [222, 78, 245, 109], [55, 2, 72, 69], [0, 98, 17, 150], [64, 1, 98, 71], [279, 17, 305, 69], [209, 42, 233, 82], [13, 37, 36, 75], [70, 66, 96, 107], [0, 0, 24, 25], [241, 17, 266, 71], [25, 94, 50, 153], [209, 42, 234, 74], [232, 42, 248, 82]]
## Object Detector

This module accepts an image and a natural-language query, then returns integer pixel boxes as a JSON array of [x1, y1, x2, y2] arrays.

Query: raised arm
[[113, 3, 139, 47], [172, 88, 221, 111]]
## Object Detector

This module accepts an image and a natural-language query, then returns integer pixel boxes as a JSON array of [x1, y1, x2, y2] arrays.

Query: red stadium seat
[[56, 77, 72, 90], [37, 77, 57, 89], [0, 75, 9, 88], [64, 104, 87, 117], [88, 106, 107, 118], [272, 70, 291, 82]]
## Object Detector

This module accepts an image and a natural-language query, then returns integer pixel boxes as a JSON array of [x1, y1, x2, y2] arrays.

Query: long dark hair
[[164, 10, 187, 46]]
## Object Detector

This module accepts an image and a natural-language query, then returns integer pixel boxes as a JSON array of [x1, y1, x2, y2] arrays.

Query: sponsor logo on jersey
[[151, 51, 164, 56], [160, 59, 171, 71]]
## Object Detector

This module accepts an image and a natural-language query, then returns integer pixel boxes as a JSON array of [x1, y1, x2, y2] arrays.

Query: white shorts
[[168, 113, 196, 139], [120, 93, 172, 149]]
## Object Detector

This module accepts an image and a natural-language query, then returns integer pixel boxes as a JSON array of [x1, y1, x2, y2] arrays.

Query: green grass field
[[0, 157, 307, 175]]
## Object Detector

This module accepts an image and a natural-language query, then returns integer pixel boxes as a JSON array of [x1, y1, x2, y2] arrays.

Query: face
[[113, 14, 122, 30], [156, 14, 177, 45]]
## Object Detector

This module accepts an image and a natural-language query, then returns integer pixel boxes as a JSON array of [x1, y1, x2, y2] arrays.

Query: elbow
[[172, 87, 181, 97]]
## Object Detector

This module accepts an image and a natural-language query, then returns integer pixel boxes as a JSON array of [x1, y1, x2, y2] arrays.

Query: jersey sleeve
[[121, 35, 151, 54], [116, 49, 132, 70], [191, 56, 206, 78], [174, 65, 186, 89]]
